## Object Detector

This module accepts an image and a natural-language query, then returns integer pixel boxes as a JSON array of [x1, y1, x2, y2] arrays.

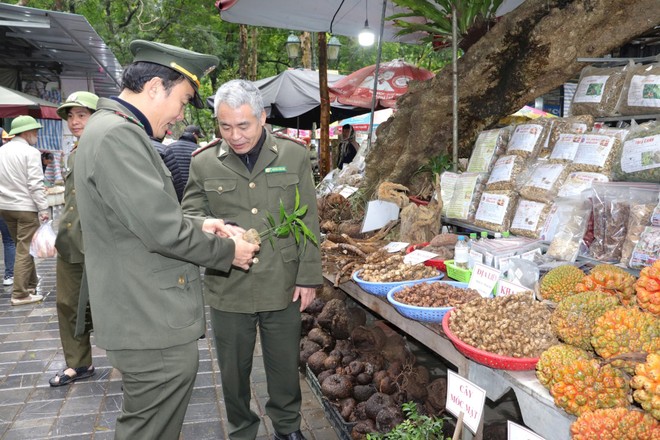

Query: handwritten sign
[[468, 263, 500, 298], [508, 421, 546, 440], [446, 370, 486, 434], [382, 242, 410, 253], [403, 249, 438, 265], [497, 280, 532, 297]]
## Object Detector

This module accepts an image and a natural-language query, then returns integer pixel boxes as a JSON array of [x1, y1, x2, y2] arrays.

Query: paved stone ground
[[0, 255, 339, 440]]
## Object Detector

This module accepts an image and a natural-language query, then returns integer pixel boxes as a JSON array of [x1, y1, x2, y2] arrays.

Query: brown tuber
[[307, 351, 328, 375], [321, 374, 354, 401], [307, 327, 335, 352], [365, 393, 394, 420]]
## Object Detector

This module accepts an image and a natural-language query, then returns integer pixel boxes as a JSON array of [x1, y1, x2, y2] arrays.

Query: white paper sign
[[508, 421, 546, 440], [403, 249, 438, 265], [383, 242, 410, 253], [468, 263, 501, 298], [360, 200, 400, 233], [497, 280, 532, 297], [338, 185, 359, 198], [446, 370, 486, 434]]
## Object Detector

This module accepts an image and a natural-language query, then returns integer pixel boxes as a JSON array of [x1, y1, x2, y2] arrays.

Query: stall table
[[325, 273, 575, 440]]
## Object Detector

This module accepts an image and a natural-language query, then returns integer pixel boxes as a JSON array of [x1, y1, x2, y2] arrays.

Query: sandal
[[49, 365, 95, 387]]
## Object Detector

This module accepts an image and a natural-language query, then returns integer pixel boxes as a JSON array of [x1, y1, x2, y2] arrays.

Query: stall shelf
[[325, 273, 576, 440]]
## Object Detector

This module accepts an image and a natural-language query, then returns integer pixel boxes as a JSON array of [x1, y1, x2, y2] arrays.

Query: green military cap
[[129, 39, 219, 109], [9, 115, 42, 135], [57, 91, 99, 120]]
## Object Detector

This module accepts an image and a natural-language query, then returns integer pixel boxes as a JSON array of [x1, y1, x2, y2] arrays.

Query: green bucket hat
[[57, 91, 99, 120], [9, 115, 42, 136], [129, 39, 219, 109]]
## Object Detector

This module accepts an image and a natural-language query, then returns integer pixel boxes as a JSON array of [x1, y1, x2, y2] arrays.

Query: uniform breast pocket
[[155, 265, 203, 329], [203, 178, 242, 218], [265, 173, 300, 213]]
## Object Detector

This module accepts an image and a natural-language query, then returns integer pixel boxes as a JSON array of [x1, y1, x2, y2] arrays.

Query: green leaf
[[279, 200, 286, 223], [294, 186, 301, 211]]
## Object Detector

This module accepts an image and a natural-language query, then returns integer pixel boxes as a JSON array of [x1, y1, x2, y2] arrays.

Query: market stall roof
[[0, 3, 123, 97], [217, 0, 526, 42]]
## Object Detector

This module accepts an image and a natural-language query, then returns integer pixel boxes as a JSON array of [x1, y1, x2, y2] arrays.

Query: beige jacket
[[0, 137, 48, 212]]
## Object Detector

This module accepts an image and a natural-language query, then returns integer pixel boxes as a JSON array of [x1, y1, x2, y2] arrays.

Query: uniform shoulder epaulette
[[192, 138, 221, 157], [272, 131, 307, 147]]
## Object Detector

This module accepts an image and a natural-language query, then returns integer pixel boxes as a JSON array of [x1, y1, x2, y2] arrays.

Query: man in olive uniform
[[182, 79, 322, 440], [75, 42, 259, 440], [50, 91, 99, 387]]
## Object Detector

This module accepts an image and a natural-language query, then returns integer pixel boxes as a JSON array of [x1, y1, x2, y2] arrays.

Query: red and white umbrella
[[329, 60, 435, 109]]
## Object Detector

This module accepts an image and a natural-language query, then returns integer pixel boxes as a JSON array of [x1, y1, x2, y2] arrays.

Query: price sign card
[[338, 185, 359, 198], [361, 200, 400, 233], [497, 280, 532, 297], [507, 421, 546, 440], [382, 242, 410, 253], [446, 370, 486, 434], [468, 263, 501, 298], [403, 249, 438, 265]]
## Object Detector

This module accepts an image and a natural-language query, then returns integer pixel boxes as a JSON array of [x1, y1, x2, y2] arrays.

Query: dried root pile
[[359, 252, 438, 283], [449, 294, 558, 358], [393, 283, 480, 308]]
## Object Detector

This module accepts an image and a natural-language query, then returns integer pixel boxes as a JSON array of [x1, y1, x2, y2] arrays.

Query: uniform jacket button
[[217, 186, 223, 191], [249, 182, 256, 189], [252, 257, 259, 264], [178, 275, 185, 285], [251, 208, 258, 214]]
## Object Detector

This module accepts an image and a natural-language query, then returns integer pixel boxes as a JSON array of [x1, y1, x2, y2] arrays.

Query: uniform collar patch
[[270, 144, 278, 153], [265, 166, 286, 174]]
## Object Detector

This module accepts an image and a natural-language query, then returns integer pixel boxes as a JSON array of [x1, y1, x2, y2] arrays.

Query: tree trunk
[[301, 32, 313, 69], [249, 27, 258, 81], [318, 33, 331, 177], [239, 24, 249, 79], [364, 0, 660, 195]]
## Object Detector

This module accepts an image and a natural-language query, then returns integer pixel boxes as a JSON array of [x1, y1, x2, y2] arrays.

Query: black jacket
[[163, 132, 198, 202]]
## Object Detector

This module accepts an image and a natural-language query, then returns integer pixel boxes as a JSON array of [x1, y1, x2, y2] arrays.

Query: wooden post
[[318, 32, 331, 177]]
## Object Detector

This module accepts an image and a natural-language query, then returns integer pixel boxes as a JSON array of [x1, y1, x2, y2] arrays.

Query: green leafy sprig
[[260, 187, 318, 251], [366, 402, 450, 440]]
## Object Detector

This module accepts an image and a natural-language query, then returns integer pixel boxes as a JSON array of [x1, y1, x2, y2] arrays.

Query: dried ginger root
[[377, 182, 410, 208]]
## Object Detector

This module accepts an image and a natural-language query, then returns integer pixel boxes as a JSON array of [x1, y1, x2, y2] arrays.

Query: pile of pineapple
[[536, 260, 660, 439]]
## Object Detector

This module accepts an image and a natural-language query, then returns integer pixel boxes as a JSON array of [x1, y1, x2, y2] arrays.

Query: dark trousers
[[211, 302, 302, 440], [107, 341, 199, 440], [56, 257, 92, 368]]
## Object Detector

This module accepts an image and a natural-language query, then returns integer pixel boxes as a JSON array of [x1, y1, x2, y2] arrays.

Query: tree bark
[[239, 24, 249, 79], [318, 33, 331, 177], [249, 27, 259, 81], [301, 32, 313, 69], [364, 0, 660, 194]]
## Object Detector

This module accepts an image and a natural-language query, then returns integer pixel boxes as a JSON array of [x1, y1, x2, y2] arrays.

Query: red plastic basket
[[405, 243, 447, 272], [441, 310, 539, 370]]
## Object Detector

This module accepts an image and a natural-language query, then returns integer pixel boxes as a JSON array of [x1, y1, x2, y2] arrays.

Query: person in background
[[49, 91, 99, 387], [182, 79, 322, 440], [0, 116, 49, 306], [74, 40, 259, 440], [41, 151, 54, 173], [0, 128, 16, 287], [163, 124, 201, 202], [336, 123, 359, 169]]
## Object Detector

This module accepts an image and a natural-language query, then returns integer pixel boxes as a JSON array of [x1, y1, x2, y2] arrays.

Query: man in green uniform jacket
[[50, 91, 98, 387], [75, 42, 259, 440], [182, 79, 322, 440]]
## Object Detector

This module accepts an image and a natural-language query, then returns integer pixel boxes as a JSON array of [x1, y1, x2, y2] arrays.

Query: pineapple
[[550, 291, 619, 351], [591, 307, 660, 373], [570, 408, 660, 439], [536, 344, 592, 390], [539, 265, 585, 303], [550, 358, 629, 416], [575, 268, 637, 306], [631, 353, 660, 420], [636, 261, 660, 316]]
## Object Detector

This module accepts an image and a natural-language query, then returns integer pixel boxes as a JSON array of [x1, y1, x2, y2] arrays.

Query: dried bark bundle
[[377, 182, 410, 208]]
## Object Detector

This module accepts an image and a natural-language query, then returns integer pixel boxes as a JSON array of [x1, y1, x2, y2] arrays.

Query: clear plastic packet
[[505, 120, 551, 159], [506, 258, 540, 290], [473, 190, 519, 233], [440, 171, 460, 217], [540, 115, 594, 158], [547, 195, 592, 262], [571, 133, 622, 176], [29, 220, 57, 259], [557, 171, 609, 198], [445, 173, 487, 221], [518, 162, 570, 203], [485, 154, 526, 191], [548, 133, 583, 163], [621, 186, 659, 266], [570, 61, 635, 117], [588, 182, 631, 262], [466, 127, 511, 173], [510, 199, 553, 239], [612, 120, 660, 183], [629, 226, 660, 269], [617, 62, 660, 115]]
